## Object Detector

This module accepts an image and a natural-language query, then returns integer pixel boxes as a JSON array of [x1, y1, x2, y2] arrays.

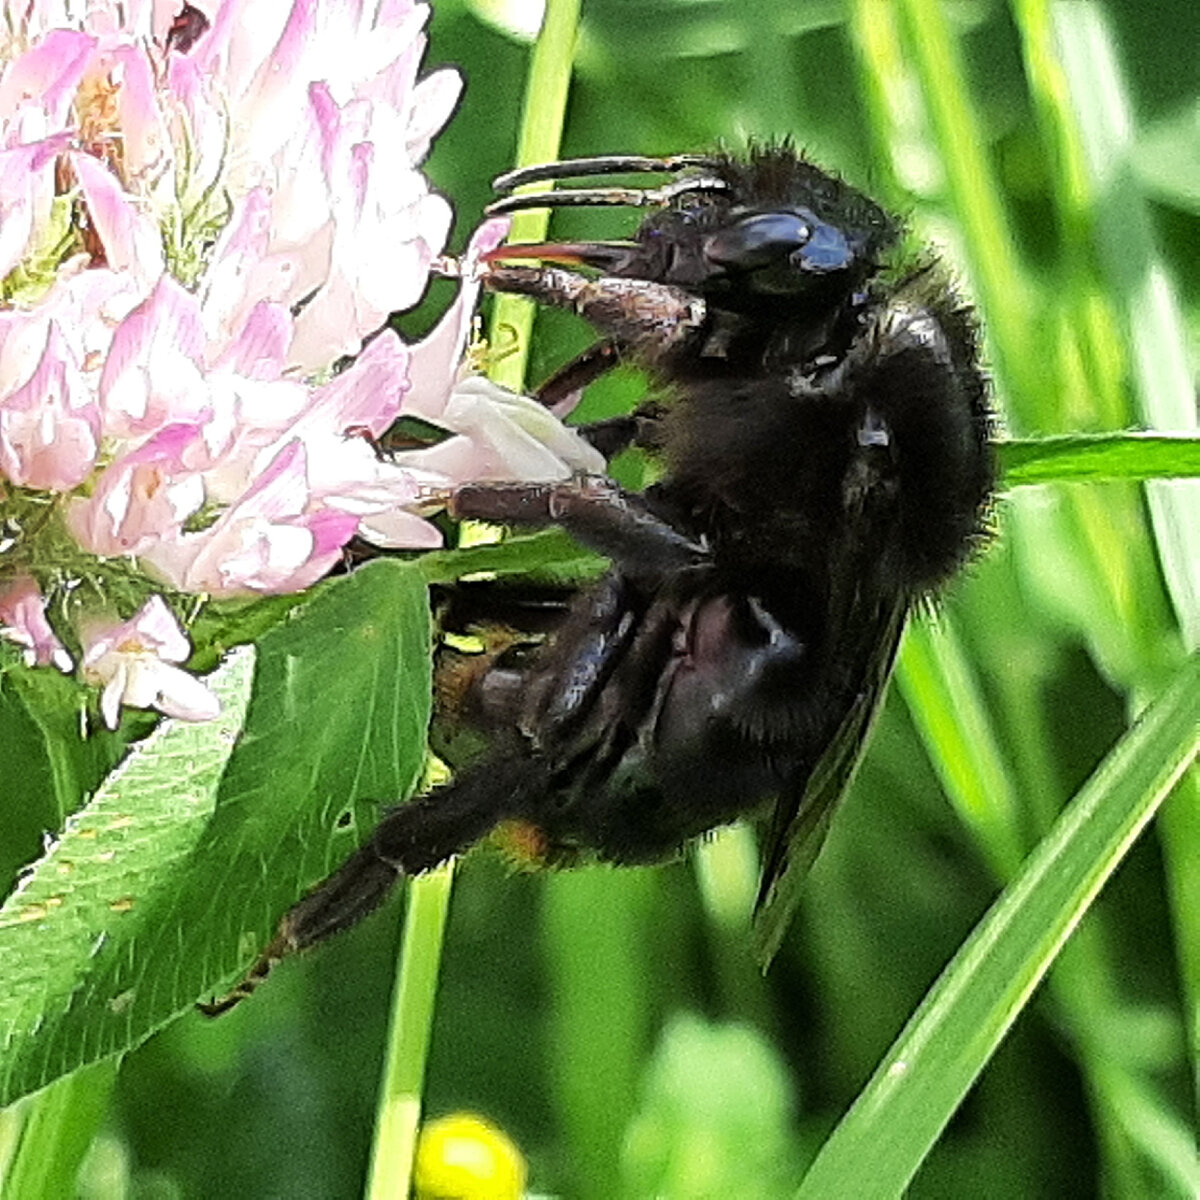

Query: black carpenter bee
[[203, 145, 993, 1013]]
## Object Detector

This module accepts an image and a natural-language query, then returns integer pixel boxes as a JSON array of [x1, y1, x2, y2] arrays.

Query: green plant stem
[[896, 614, 1024, 879], [365, 2, 583, 1192], [1043, 1, 1199, 645], [1158, 770, 1200, 1113], [365, 866, 455, 1200], [895, 0, 1040, 423], [542, 869, 657, 1200], [797, 653, 1200, 1198], [856, 5, 1196, 1187], [487, 0, 583, 392]]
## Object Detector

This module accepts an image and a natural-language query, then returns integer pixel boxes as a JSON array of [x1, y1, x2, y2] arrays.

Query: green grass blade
[[796, 653, 1200, 1198], [0, 1060, 117, 1200], [1158, 769, 1200, 1111], [998, 433, 1200, 486], [896, 615, 1024, 879], [894, 0, 1040, 422], [542, 868, 658, 1199], [1047, 1, 1200, 649], [1015, 0, 1200, 1120], [1089, 1060, 1200, 1197]]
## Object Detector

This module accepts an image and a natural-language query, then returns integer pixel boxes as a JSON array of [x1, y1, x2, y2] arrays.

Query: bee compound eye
[[788, 221, 854, 274], [702, 211, 812, 270]]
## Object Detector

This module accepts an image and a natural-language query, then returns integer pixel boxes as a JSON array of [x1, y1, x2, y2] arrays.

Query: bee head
[[683, 147, 899, 304]]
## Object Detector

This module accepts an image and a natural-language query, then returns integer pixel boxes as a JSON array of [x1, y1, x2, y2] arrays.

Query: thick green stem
[[364, 3, 583, 1194]]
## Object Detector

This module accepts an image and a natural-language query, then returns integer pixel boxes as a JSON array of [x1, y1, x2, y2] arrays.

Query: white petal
[[149, 663, 222, 722]]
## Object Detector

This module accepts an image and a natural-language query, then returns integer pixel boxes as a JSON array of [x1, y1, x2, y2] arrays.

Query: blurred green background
[[11, 1, 1199, 1197]]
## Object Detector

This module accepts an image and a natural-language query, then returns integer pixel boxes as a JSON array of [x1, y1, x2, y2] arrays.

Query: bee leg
[[519, 574, 640, 736], [535, 339, 621, 414], [484, 264, 706, 363], [199, 757, 539, 1016], [449, 477, 708, 583], [195, 938, 286, 1016], [435, 579, 576, 637], [572, 404, 665, 459], [572, 414, 641, 458], [196, 838, 412, 1016], [531, 338, 663, 457]]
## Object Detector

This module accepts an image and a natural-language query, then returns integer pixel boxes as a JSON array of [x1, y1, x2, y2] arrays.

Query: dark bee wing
[[751, 595, 908, 966]]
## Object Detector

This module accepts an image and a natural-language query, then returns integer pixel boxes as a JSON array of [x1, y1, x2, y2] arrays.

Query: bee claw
[[197, 935, 289, 1017], [416, 485, 456, 516]]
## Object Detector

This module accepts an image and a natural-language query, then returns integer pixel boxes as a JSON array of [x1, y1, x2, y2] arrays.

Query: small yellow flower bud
[[413, 1112, 527, 1200]]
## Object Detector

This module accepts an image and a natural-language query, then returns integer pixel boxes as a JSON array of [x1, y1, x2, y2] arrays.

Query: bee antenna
[[492, 153, 719, 193], [485, 175, 729, 216]]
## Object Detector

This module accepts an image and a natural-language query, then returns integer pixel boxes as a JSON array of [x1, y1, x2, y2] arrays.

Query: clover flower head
[[0, 1, 602, 726]]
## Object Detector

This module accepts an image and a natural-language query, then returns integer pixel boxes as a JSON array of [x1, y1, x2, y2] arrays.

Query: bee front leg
[[484, 264, 707, 364], [531, 339, 663, 457], [449, 477, 709, 584]]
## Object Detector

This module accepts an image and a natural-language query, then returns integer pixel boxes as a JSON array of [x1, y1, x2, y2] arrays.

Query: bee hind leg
[[196, 839, 410, 1017], [530, 340, 663, 457], [198, 759, 535, 1015]]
